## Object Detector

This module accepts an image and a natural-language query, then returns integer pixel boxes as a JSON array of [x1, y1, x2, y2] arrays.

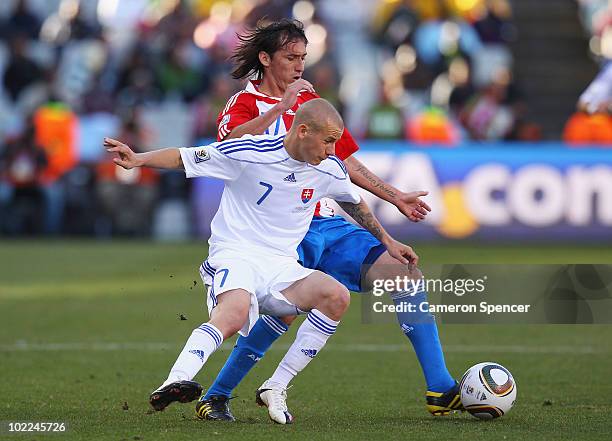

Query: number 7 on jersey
[[256, 181, 273, 205]]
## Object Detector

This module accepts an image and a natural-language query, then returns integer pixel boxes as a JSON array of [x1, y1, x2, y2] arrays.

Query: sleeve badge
[[194, 147, 211, 163]]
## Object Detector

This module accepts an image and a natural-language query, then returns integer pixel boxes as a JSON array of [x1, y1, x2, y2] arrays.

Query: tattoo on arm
[[347, 158, 398, 200], [338, 200, 386, 242]]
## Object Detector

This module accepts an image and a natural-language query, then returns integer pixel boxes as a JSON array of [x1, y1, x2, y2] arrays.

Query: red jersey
[[217, 80, 358, 157], [216, 80, 359, 216]]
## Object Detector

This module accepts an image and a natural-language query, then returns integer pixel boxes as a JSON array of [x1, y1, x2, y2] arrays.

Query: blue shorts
[[297, 216, 386, 292]]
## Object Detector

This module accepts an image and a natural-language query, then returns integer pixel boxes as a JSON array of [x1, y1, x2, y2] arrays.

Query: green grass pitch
[[1, 241, 611, 440]]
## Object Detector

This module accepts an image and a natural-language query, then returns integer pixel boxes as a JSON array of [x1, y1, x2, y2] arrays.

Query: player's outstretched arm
[[344, 156, 431, 222], [337, 198, 418, 266], [104, 138, 184, 170]]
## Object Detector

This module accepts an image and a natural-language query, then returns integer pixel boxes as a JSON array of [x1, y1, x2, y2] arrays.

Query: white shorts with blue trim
[[199, 247, 314, 336]]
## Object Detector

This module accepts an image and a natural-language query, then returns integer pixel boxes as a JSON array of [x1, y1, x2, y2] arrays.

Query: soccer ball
[[459, 362, 517, 420]]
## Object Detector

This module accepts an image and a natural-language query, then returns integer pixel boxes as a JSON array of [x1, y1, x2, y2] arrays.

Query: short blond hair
[[293, 98, 344, 133]]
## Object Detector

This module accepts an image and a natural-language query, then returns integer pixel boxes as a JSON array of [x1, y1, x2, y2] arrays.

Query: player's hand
[[395, 190, 431, 222], [104, 137, 141, 169], [382, 237, 419, 266], [279, 79, 315, 112]]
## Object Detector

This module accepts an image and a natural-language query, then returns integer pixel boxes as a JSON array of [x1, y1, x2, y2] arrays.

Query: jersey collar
[[246, 79, 303, 101], [246, 79, 281, 100]]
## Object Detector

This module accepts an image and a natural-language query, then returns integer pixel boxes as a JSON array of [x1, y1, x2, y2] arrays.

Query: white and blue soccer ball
[[459, 362, 517, 420]]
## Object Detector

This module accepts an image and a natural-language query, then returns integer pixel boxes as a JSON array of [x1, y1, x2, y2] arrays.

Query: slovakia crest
[[301, 188, 314, 204]]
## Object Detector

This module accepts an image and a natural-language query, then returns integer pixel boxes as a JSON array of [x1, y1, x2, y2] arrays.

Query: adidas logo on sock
[[300, 348, 318, 358], [189, 350, 206, 361], [401, 323, 414, 334], [284, 173, 297, 182], [247, 353, 261, 362]]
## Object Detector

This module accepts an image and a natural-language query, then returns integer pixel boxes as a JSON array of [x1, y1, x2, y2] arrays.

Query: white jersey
[[179, 134, 361, 259], [579, 61, 612, 113]]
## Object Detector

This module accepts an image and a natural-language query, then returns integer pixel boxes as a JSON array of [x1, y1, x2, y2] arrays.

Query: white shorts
[[198, 247, 314, 336]]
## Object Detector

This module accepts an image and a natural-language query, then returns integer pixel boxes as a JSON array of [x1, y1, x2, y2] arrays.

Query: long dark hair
[[231, 18, 308, 80]]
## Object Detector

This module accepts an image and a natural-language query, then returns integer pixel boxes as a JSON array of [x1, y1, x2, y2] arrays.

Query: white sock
[[268, 309, 339, 388], [160, 323, 223, 388]]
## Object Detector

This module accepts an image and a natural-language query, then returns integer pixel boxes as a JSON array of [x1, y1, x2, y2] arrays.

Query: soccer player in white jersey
[[104, 98, 417, 424], [195, 19, 462, 423]]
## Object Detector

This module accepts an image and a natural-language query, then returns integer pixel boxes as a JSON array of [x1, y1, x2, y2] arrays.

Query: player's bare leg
[[208, 290, 253, 337], [282, 271, 350, 320], [256, 271, 350, 424], [150, 290, 250, 411]]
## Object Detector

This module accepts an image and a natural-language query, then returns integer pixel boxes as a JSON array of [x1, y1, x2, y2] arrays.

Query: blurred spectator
[[367, 88, 404, 139], [304, 61, 342, 111], [410, 0, 445, 21], [412, 13, 483, 73], [61, 163, 97, 235], [245, 0, 296, 26], [33, 101, 77, 234], [406, 106, 460, 144], [156, 0, 198, 42], [39, 0, 102, 47], [65, 2, 102, 41], [473, 0, 515, 45], [372, 0, 419, 51], [563, 112, 612, 145], [114, 44, 162, 107], [2, 34, 44, 102], [53, 36, 109, 108], [569, 0, 612, 144], [577, 0, 611, 55], [460, 72, 515, 140], [193, 73, 238, 139], [0, 120, 47, 234], [155, 42, 203, 102], [96, 115, 159, 236], [81, 71, 115, 114], [459, 65, 525, 140], [4, 0, 42, 41], [577, 61, 612, 114], [401, 50, 437, 113], [447, 57, 475, 114]]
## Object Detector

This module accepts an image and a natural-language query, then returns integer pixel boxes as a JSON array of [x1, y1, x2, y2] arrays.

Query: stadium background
[[1, 1, 611, 440], [1, 0, 610, 240]]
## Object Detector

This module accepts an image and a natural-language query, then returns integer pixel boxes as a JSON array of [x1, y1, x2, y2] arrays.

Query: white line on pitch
[[0, 341, 608, 354]]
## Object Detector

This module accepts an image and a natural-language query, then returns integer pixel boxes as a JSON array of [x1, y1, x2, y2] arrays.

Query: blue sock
[[393, 288, 456, 393], [204, 315, 287, 398]]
